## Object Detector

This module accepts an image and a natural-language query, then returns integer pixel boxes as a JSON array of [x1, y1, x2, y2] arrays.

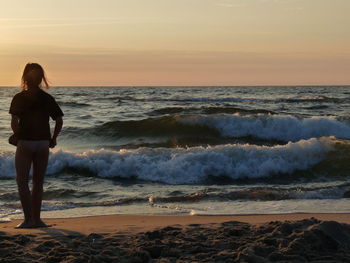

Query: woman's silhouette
[[9, 63, 63, 228]]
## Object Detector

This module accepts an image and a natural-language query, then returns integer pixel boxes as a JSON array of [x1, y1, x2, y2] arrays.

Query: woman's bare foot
[[15, 220, 34, 229], [32, 219, 52, 228]]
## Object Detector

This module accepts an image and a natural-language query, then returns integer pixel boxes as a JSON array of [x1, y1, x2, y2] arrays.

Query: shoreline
[[1, 212, 349, 235]]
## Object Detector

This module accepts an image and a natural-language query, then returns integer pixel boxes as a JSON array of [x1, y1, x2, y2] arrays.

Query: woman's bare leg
[[15, 141, 34, 228], [32, 142, 49, 227]]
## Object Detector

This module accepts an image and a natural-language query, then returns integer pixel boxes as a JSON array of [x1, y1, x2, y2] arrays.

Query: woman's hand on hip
[[49, 138, 57, 148]]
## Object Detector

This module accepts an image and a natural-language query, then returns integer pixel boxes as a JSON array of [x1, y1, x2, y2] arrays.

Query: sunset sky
[[0, 0, 349, 86]]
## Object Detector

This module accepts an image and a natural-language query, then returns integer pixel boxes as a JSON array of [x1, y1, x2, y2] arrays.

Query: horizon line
[[1, 84, 349, 88]]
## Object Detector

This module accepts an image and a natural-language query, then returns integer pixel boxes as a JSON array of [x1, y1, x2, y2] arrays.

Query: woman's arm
[[11, 115, 20, 134], [50, 116, 63, 148]]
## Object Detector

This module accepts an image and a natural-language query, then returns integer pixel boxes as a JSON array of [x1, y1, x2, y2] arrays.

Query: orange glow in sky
[[0, 0, 349, 86]]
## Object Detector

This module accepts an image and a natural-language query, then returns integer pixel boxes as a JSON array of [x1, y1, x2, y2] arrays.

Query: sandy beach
[[1, 213, 350, 262]]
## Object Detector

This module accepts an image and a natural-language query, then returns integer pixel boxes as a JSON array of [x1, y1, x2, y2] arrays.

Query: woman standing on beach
[[9, 63, 64, 228]]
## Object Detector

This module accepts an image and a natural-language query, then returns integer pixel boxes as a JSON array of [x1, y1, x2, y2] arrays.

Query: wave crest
[[183, 115, 350, 142], [43, 138, 337, 183], [1, 137, 349, 184], [62, 114, 350, 143]]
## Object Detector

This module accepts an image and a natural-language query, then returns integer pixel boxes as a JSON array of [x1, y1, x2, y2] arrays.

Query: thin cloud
[[0, 17, 161, 28], [258, 0, 303, 3], [0, 17, 149, 21], [0, 21, 125, 29], [214, 0, 246, 8], [214, 0, 302, 5], [216, 3, 245, 8]]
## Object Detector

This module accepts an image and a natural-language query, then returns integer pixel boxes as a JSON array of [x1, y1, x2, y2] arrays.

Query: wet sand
[[1, 213, 350, 262]]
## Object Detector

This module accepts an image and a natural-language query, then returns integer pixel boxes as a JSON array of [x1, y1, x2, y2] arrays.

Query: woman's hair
[[21, 63, 49, 90]]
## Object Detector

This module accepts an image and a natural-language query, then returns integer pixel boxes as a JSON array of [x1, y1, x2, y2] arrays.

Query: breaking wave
[[1, 137, 348, 184], [147, 106, 276, 116], [61, 114, 350, 143]]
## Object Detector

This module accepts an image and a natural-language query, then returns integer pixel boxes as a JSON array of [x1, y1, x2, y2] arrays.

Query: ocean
[[0, 86, 349, 221]]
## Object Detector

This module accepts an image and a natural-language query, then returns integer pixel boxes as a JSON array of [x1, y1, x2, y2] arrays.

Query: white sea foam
[[170, 97, 259, 102], [179, 115, 350, 141], [0, 137, 335, 183]]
